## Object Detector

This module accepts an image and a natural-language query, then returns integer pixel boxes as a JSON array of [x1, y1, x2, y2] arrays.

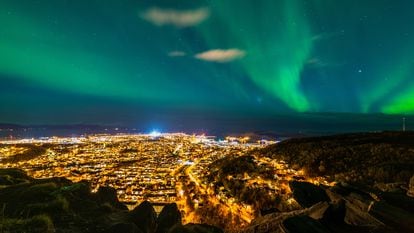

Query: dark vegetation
[[208, 156, 266, 178], [0, 168, 222, 233], [257, 131, 414, 184]]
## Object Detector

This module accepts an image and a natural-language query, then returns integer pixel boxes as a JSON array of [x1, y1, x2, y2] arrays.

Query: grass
[[0, 214, 55, 233]]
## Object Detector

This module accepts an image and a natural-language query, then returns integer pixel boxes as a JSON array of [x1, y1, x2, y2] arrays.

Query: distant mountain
[[0, 123, 24, 129], [33, 124, 108, 130], [0, 123, 137, 139]]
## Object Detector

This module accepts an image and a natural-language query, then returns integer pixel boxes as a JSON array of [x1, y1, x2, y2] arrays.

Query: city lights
[[0, 133, 280, 223], [149, 130, 161, 138]]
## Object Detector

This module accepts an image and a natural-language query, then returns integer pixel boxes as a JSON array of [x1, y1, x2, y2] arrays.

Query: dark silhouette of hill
[[257, 131, 414, 184], [0, 168, 223, 233]]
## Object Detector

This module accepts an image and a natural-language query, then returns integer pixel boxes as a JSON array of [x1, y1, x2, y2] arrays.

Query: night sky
[[1, 0, 413, 128]]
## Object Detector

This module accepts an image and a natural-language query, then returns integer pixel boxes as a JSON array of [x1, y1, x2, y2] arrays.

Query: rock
[[168, 223, 223, 233], [64, 181, 92, 198], [96, 186, 118, 203], [130, 201, 157, 233], [407, 175, 414, 197], [319, 201, 379, 233], [104, 222, 143, 233], [289, 181, 330, 208], [156, 203, 182, 233], [242, 187, 412, 233], [96, 186, 128, 210], [307, 202, 330, 220], [368, 201, 414, 233], [374, 182, 406, 193], [325, 188, 343, 204], [281, 215, 330, 233], [321, 201, 346, 224], [329, 185, 385, 228], [381, 192, 414, 213], [243, 202, 330, 233]]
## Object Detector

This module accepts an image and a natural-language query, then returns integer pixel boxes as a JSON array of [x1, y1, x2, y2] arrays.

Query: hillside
[[257, 131, 414, 184], [205, 132, 414, 232]]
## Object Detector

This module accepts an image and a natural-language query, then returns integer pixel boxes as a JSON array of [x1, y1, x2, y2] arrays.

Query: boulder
[[329, 186, 385, 228], [381, 192, 414, 213], [289, 181, 329, 208], [368, 201, 414, 232], [156, 203, 182, 233], [95, 186, 128, 210], [96, 186, 118, 203], [281, 215, 330, 233], [243, 202, 329, 233], [130, 201, 157, 233], [321, 201, 346, 224]]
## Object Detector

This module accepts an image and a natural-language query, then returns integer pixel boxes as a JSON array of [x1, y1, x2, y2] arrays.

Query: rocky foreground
[[243, 180, 414, 233], [1, 168, 413, 233], [0, 168, 222, 233]]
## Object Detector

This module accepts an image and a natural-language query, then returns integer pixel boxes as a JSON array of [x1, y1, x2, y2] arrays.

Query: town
[[0, 134, 267, 206], [0, 133, 328, 227]]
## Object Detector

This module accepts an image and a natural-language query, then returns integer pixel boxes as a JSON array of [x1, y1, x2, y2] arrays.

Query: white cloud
[[168, 51, 186, 57], [195, 49, 246, 63], [140, 7, 209, 28]]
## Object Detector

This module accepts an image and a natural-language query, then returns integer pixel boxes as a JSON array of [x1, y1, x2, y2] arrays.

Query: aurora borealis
[[1, 0, 414, 126]]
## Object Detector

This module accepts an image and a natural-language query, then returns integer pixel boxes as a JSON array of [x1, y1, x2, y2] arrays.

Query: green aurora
[[198, 1, 313, 111], [1, 0, 414, 125]]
